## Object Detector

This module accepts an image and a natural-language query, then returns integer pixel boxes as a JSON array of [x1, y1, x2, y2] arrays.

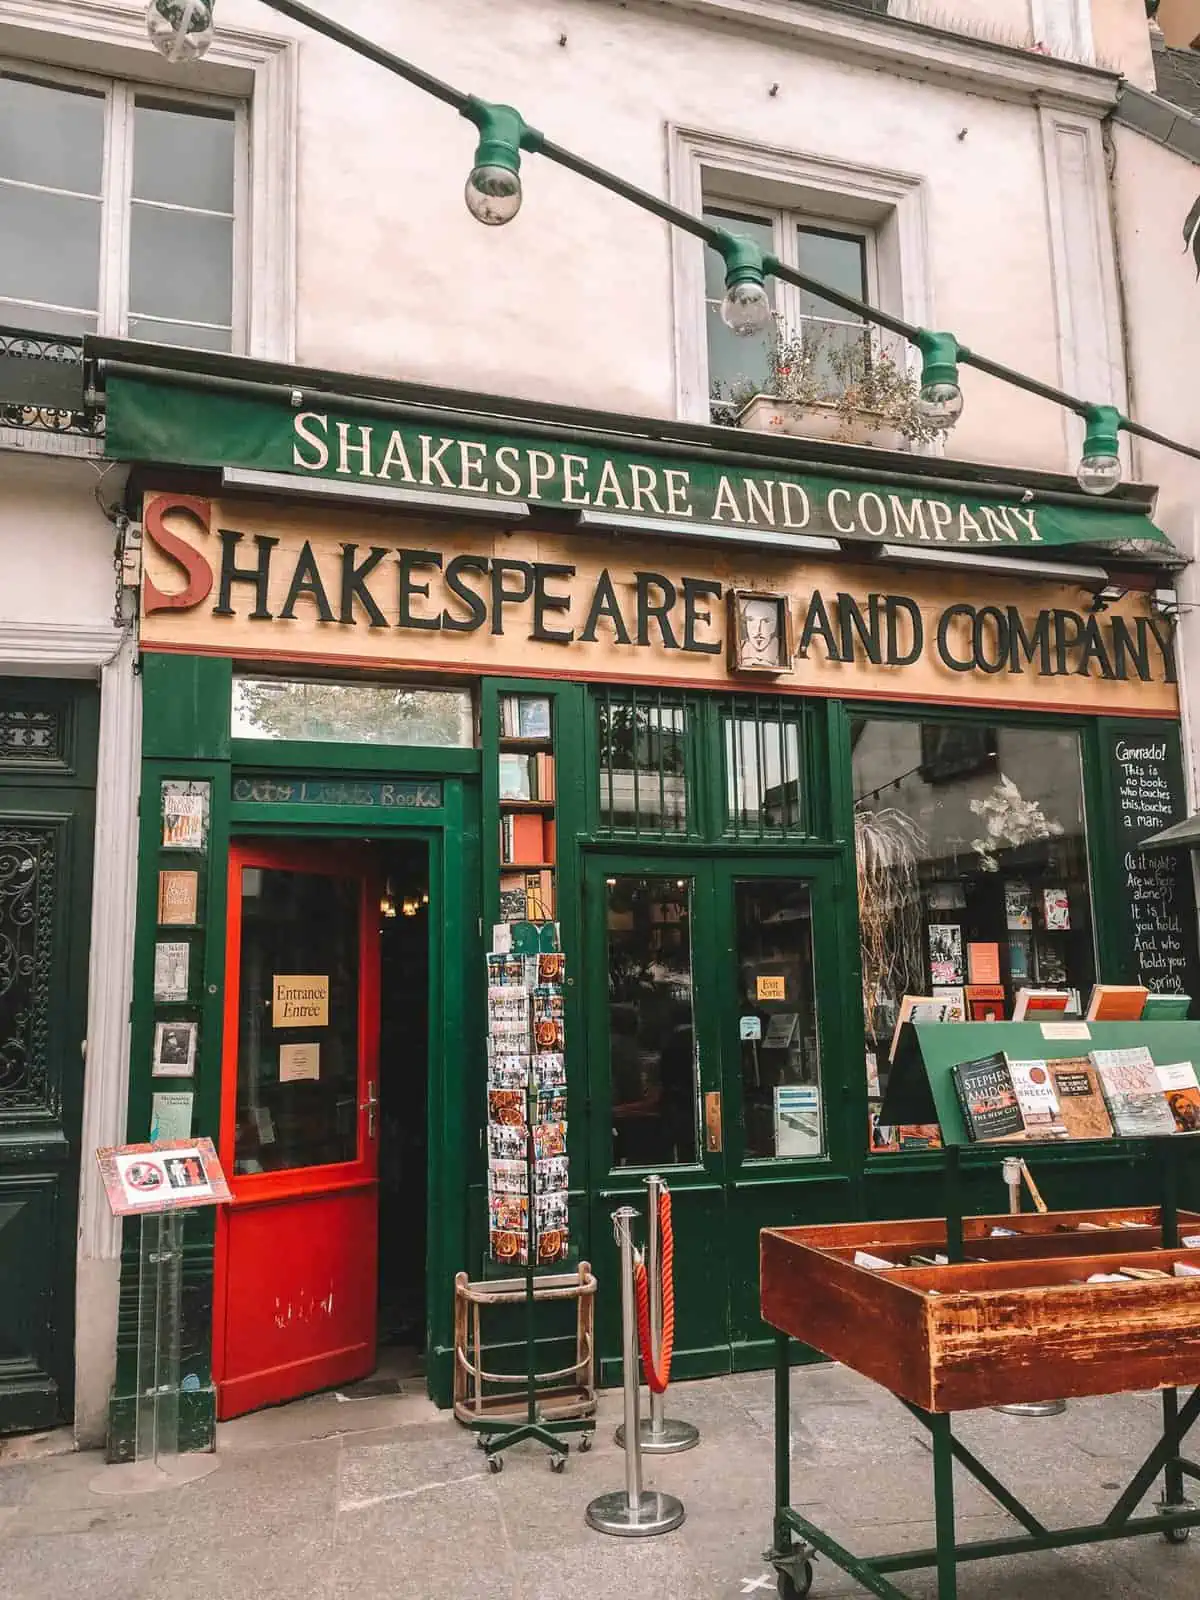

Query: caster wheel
[[579, 1433, 593, 1453], [487, 1455, 503, 1474], [550, 1454, 567, 1473], [1164, 1525, 1191, 1545], [777, 1562, 813, 1599]]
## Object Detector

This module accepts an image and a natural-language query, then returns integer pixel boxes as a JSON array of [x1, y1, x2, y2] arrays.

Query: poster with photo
[[1043, 888, 1070, 931], [153, 941, 190, 1003], [1004, 881, 1033, 931], [152, 1019, 197, 1077], [928, 924, 964, 985], [161, 780, 210, 850]]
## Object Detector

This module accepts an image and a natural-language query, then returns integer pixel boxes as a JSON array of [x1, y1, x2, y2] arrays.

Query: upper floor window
[[704, 200, 874, 425], [0, 63, 242, 350]]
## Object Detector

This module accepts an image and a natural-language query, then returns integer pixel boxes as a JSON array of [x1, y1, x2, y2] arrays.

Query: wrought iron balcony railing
[[0, 325, 104, 439]]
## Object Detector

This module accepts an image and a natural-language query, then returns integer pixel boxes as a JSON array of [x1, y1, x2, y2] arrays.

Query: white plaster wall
[[200, 0, 1116, 476], [1091, 0, 1157, 84], [0, 453, 139, 1448], [0, 455, 118, 635], [1109, 124, 1200, 805]]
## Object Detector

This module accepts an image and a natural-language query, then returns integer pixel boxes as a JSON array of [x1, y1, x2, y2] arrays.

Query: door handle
[[705, 1091, 723, 1154], [361, 1080, 379, 1139]]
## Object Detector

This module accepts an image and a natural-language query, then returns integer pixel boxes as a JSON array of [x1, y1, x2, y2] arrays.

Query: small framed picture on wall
[[728, 591, 793, 675]]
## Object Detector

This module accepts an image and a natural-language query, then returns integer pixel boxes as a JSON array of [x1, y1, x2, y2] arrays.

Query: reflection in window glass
[[597, 690, 688, 835], [851, 719, 1095, 1151], [605, 876, 698, 1167], [724, 705, 803, 836], [736, 880, 823, 1158], [233, 867, 360, 1175], [232, 678, 474, 746]]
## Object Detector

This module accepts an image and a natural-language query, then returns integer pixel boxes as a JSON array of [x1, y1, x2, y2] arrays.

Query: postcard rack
[[760, 1018, 1200, 1599], [452, 1264, 597, 1438]]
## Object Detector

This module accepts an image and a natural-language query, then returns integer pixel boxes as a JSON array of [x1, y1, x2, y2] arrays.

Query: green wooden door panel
[[0, 684, 98, 1435]]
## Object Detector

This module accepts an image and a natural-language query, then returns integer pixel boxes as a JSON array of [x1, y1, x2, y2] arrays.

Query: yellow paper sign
[[272, 975, 329, 1028], [757, 976, 786, 1001]]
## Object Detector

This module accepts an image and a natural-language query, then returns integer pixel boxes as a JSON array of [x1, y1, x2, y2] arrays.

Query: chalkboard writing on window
[[1099, 722, 1200, 1010]]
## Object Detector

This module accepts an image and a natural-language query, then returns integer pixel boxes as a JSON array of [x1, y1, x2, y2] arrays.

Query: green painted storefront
[[95, 346, 1200, 1454]]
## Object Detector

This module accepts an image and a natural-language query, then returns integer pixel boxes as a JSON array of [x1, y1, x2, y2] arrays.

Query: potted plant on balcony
[[731, 326, 949, 448]]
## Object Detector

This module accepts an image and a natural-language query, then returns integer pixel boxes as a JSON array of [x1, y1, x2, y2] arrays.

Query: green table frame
[[767, 1332, 1200, 1598]]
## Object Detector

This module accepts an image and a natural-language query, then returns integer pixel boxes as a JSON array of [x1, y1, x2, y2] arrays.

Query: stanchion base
[[586, 1488, 686, 1537], [89, 1455, 221, 1496], [993, 1399, 1068, 1418], [615, 1417, 700, 1454]]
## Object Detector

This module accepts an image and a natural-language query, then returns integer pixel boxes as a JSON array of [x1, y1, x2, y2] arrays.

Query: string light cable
[[144, 0, 1200, 497]]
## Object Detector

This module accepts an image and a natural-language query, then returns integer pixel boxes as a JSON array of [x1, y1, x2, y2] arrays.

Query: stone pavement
[[1, 1363, 1198, 1599]]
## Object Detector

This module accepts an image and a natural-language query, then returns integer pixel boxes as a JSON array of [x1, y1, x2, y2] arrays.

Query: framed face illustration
[[729, 591, 792, 675]]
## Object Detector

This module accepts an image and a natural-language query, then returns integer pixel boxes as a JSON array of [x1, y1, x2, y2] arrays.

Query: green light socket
[[914, 330, 960, 389], [1082, 404, 1122, 459]]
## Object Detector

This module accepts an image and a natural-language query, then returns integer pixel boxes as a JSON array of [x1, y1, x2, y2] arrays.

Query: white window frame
[[0, 55, 249, 350], [702, 195, 880, 418], [0, 0, 296, 362], [669, 125, 933, 425]]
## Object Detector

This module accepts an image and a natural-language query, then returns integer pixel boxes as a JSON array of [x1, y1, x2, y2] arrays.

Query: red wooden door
[[213, 841, 381, 1419]]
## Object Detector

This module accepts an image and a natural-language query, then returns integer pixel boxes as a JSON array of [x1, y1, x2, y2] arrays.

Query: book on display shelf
[[1048, 1059, 1114, 1140], [1091, 1047, 1178, 1137], [1085, 984, 1150, 1023], [952, 1052, 1026, 1142]]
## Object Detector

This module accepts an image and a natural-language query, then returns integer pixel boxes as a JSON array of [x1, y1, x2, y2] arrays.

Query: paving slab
[[1, 1366, 1198, 1599]]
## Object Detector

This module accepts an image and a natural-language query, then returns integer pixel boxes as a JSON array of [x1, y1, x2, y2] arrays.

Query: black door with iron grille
[[0, 682, 97, 1434]]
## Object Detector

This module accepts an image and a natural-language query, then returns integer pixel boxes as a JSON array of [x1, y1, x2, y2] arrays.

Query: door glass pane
[[605, 875, 698, 1167], [735, 880, 823, 1159], [233, 865, 361, 1175]]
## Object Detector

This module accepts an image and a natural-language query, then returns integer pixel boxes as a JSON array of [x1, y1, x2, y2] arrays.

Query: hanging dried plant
[[855, 805, 927, 1033]]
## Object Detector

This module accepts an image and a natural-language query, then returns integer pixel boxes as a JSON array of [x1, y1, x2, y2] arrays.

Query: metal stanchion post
[[995, 1157, 1066, 1419], [586, 1208, 685, 1538], [616, 1175, 699, 1454]]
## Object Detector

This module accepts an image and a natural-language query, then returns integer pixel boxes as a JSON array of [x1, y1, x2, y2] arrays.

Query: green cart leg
[[775, 1330, 792, 1551], [931, 1411, 958, 1599]]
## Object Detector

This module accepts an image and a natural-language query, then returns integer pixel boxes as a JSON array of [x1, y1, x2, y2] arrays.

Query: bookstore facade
[[101, 360, 1200, 1444]]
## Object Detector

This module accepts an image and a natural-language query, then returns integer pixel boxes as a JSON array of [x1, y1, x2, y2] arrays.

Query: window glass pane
[[605, 875, 697, 1167], [0, 300, 95, 337], [703, 207, 775, 419], [597, 692, 688, 834], [232, 678, 475, 746], [129, 203, 233, 326], [127, 314, 231, 351], [0, 185, 100, 312], [736, 880, 823, 1159], [133, 100, 235, 212], [234, 866, 360, 1175], [852, 720, 1095, 1151], [725, 710, 803, 835], [795, 227, 867, 324], [0, 74, 103, 194]]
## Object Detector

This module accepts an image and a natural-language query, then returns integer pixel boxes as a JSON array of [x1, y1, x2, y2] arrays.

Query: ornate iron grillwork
[[0, 706, 63, 762], [0, 828, 57, 1119], [0, 326, 104, 439]]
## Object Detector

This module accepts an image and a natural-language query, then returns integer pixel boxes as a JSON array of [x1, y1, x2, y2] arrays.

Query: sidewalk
[[1, 1364, 1196, 1599]]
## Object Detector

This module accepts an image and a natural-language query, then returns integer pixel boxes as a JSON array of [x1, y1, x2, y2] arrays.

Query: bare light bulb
[[720, 280, 772, 338], [146, 0, 215, 63], [465, 166, 522, 226], [916, 380, 964, 429], [1076, 453, 1122, 496]]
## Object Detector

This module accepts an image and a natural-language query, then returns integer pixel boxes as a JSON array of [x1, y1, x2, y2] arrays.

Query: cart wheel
[[487, 1454, 503, 1474], [579, 1432, 593, 1453], [550, 1453, 567, 1473], [1164, 1524, 1191, 1545], [777, 1562, 813, 1599]]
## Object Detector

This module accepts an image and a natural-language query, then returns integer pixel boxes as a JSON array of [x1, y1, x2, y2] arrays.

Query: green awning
[[103, 374, 1174, 555], [1141, 814, 1200, 851]]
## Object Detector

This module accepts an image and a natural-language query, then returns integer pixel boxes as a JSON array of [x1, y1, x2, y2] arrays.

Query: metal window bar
[[596, 689, 690, 838], [722, 696, 806, 840]]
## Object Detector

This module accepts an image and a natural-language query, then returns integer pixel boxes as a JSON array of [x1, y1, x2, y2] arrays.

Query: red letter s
[[142, 495, 214, 615]]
